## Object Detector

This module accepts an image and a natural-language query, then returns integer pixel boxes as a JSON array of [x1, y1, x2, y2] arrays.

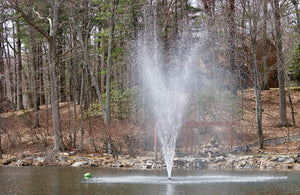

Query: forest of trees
[[0, 0, 299, 154]]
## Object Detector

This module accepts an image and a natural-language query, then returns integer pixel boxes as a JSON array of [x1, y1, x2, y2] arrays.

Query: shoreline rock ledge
[[1, 153, 300, 171]]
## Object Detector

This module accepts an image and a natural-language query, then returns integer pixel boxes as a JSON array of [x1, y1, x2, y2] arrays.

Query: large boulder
[[1, 158, 13, 165], [32, 157, 46, 166], [270, 155, 295, 164], [231, 145, 250, 154], [69, 151, 77, 156], [15, 159, 32, 166], [71, 161, 89, 167]]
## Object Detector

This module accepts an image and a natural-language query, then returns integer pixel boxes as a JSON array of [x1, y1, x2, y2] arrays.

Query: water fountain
[[136, 6, 195, 179], [79, 4, 292, 194], [78, 4, 293, 195], [137, 45, 192, 179]]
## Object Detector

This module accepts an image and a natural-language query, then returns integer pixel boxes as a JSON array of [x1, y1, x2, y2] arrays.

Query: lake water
[[0, 166, 299, 194]]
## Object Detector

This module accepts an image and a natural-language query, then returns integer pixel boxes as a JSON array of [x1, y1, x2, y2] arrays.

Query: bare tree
[[0, 15, 3, 159], [16, 20, 24, 110], [29, 26, 40, 128], [250, 0, 264, 149], [291, 0, 300, 38], [273, 0, 287, 126], [70, 14, 79, 148], [0, 13, 4, 114], [240, 0, 264, 148], [79, 69, 85, 151], [74, 0, 108, 124], [0, 116, 3, 159], [262, 0, 270, 90], [105, 0, 119, 124], [0, 133, 2, 159], [228, 0, 237, 94], [289, 0, 299, 127], [8, 0, 67, 151]]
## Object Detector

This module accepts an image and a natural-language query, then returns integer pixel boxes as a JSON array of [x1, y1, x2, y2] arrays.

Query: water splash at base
[[84, 175, 288, 185]]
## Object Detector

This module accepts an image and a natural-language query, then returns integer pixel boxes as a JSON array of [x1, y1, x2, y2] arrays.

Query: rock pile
[[198, 137, 225, 158]]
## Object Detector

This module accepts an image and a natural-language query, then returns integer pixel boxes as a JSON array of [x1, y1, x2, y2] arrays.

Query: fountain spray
[[137, 30, 196, 180], [138, 47, 191, 179], [136, 2, 198, 180]]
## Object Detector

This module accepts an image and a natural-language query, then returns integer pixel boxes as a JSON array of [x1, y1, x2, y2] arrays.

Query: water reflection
[[166, 183, 174, 195]]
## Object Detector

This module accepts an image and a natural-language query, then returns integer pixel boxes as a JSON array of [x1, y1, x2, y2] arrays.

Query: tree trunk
[[290, 1, 300, 127], [285, 71, 296, 127], [58, 31, 66, 102], [0, 133, 2, 159], [50, 0, 66, 152], [273, 0, 287, 126], [46, 98, 49, 136], [73, 100, 77, 148], [253, 43, 264, 149], [103, 0, 119, 154], [67, 84, 72, 148], [0, 20, 4, 113], [195, 88, 201, 151], [70, 13, 80, 105], [250, 1, 264, 149], [83, 68, 89, 110], [69, 21, 78, 147], [105, 0, 119, 124], [291, 0, 300, 38], [29, 26, 40, 128], [49, 38, 66, 151], [16, 21, 24, 110], [228, 0, 237, 94], [79, 70, 85, 151], [4, 44, 13, 104], [0, 28, 3, 154], [240, 1, 247, 120], [0, 55, 5, 163], [38, 42, 45, 105], [262, 0, 269, 90]]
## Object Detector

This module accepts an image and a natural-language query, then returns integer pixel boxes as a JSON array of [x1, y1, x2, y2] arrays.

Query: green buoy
[[84, 173, 92, 178]]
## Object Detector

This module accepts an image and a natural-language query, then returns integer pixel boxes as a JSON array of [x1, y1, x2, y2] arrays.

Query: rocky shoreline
[[1, 138, 300, 170], [1, 152, 300, 171]]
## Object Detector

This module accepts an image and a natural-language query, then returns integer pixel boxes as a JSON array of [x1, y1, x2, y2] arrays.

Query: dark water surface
[[0, 166, 299, 195]]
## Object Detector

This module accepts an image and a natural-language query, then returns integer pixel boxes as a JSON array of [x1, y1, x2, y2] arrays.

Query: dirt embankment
[[237, 89, 300, 154]]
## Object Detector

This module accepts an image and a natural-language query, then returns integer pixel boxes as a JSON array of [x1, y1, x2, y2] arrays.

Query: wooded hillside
[[0, 0, 299, 156]]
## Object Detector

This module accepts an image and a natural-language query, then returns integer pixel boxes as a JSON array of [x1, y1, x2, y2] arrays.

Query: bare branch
[[58, 0, 64, 7], [47, 0, 54, 9], [47, 16, 53, 36], [58, 18, 70, 30], [280, 0, 288, 8], [4, 39, 16, 53], [0, 15, 22, 23], [7, 0, 51, 40], [32, 7, 46, 20]]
